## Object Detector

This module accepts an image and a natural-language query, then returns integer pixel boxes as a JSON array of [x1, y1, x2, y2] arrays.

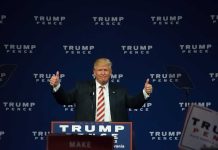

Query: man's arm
[[125, 78, 152, 108], [50, 71, 76, 105]]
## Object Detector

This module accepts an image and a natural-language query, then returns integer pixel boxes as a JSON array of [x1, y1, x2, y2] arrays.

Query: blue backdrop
[[0, 0, 218, 149]]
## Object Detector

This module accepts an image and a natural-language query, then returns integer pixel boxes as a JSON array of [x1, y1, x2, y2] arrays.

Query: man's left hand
[[144, 79, 152, 95]]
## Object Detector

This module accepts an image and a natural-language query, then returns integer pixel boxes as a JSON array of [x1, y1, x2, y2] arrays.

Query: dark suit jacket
[[53, 80, 149, 122]]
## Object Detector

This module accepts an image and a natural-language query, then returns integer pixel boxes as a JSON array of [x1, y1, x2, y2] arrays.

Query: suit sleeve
[[52, 85, 78, 105], [125, 90, 150, 108]]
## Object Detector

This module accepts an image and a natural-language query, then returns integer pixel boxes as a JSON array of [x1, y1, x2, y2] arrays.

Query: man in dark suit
[[50, 58, 153, 122]]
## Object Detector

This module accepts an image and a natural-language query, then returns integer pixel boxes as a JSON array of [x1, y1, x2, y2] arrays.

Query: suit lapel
[[109, 83, 116, 121], [89, 80, 96, 120]]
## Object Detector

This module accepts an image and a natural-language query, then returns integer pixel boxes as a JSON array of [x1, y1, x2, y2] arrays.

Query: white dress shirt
[[95, 81, 112, 122]]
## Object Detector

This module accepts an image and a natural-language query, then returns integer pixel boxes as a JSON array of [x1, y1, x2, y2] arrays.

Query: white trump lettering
[[99, 125, 111, 132], [115, 125, 124, 132], [59, 124, 125, 133], [59, 125, 70, 132]]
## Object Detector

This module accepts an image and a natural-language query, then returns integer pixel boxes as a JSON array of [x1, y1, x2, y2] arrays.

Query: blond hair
[[93, 58, 112, 69]]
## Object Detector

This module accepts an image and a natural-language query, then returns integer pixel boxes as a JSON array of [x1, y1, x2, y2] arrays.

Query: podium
[[47, 133, 113, 150], [47, 121, 132, 150]]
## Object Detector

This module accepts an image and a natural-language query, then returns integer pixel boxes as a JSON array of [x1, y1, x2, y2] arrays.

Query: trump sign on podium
[[49, 121, 132, 150], [179, 105, 218, 150]]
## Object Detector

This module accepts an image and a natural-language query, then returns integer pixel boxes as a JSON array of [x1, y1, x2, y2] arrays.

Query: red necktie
[[96, 86, 105, 122]]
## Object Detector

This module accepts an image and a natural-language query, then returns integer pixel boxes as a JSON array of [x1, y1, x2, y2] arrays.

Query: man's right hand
[[50, 71, 60, 88]]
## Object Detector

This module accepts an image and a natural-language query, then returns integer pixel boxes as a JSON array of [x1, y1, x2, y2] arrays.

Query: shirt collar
[[95, 80, 109, 88]]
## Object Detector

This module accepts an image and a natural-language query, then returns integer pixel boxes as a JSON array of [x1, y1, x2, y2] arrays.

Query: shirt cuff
[[53, 83, 61, 92], [143, 89, 150, 99]]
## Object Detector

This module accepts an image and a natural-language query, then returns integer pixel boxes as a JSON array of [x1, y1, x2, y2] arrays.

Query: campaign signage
[[51, 121, 132, 150], [47, 133, 113, 150], [179, 105, 218, 150]]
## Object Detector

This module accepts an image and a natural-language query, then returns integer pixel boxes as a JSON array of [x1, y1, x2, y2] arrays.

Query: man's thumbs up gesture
[[50, 71, 60, 88], [144, 79, 152, 95]]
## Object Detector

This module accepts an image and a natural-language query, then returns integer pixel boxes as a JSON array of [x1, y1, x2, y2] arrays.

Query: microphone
[[90, 91, 95, 96], [90, 91, 95, 109], [90, 82, 96, 113]]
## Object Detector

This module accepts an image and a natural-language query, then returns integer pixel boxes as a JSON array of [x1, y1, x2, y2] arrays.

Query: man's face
[[93, 62, 112, 85]]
